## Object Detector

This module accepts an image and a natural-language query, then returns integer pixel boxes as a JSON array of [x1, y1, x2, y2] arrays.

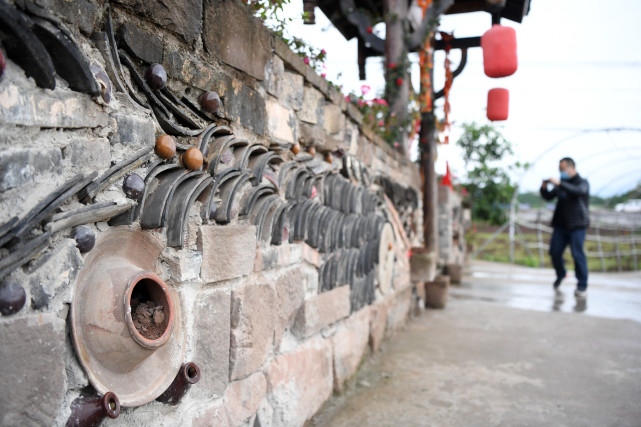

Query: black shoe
[[574, 289, 587, 298], [553, 277, 563, 290]]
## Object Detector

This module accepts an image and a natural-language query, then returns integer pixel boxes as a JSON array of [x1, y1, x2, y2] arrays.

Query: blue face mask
[[560, 171, 570, 181]]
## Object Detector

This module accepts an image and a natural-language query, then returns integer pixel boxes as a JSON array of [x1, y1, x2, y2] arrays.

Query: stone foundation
[[437, 185, 468, 278]]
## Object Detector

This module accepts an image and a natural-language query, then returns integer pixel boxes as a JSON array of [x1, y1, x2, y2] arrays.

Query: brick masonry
[[0, 0, 434, 425]]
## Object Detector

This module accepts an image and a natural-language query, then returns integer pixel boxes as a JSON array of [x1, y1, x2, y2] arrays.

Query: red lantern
[[487, 88, 509, 121], [481, 25, 517, 78]]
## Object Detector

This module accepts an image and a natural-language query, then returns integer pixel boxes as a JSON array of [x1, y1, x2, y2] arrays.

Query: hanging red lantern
[[487, 88, 509, 121], [481, 25, 517, 78]]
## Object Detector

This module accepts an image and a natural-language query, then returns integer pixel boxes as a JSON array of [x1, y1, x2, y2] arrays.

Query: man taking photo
[[540, 157, 590, 298]]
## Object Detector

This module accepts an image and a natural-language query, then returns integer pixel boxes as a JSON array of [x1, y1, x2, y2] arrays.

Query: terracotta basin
[[70, 229, 185, 407]]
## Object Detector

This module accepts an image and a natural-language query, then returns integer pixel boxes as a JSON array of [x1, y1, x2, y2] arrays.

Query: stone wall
[[0, 0, 424, 425]]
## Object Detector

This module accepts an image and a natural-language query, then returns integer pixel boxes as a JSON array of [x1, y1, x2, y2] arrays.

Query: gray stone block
[[331, 306, 370, 392], [267, 336, 333, 426], [273, 36, 308, 77], [346, 102, 363, 124], [230, 282, 275, 380], [110, 112, 155, 147], [62, 138, 110, 173], [163, 48, 221, 91], [263, 56, 284, 97], [26, 0, 102, 35], [193, 288, 231, 399], [293, 285, 351, 339], [198, 225, 257, 283], [159, 247, 202, 283], [115, 0, 202, 44], [193, 400, 230, 427], [385, 288, 412, 336], [281, 71, 304, 110], [0, 83, 107, 128], [224, 77, 266, 136], [298, 86, 324, 125], [117, 22, 164, 64], [203, 0, 271, 80], [299, 122, 342, 153], [305, 66, 329, 96], [266, 100, 296, 144], [0, 147, 62, 192], [225, 371, 267, 425], [27, 238, 84, 310], [273, 268, 305, 347], [0, 313, 66, 426], [324, 103, 344, 136], [369, 299, 389, 353]]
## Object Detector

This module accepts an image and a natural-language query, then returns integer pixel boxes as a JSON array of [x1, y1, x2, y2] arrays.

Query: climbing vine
[[345, 84, 420, 149], [246, 0, 328, 74]]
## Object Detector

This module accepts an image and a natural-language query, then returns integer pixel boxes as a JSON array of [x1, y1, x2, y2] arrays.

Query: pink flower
[[373, 98, 389, 106], [394, 142, 399, 148], [358, 99, 365, 107], [303, 57, 310, 65], [321, 49, 327, 55], [378, 120, 384, 126], [321, 73, 327, 78], [360, 84, 371, 95]]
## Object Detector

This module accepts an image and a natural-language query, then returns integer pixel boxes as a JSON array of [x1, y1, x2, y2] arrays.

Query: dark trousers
[[549, 226, 588, 291]]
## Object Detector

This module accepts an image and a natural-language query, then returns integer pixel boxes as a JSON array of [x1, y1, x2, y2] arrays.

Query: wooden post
[[420, 112, 437, 253], [385, 0, 409, 155]]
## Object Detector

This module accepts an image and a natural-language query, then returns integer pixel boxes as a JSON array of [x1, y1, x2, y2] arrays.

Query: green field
[[467, 229, 641, 272]]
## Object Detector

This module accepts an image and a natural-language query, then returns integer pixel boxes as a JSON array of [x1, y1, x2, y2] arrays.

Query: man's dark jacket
[[540, 174, 590, 229]]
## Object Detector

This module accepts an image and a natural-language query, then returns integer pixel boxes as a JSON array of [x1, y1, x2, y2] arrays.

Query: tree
[[456, 122, 522, 225]]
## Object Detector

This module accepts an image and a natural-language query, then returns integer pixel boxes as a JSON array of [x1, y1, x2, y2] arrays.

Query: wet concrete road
[[453, 261, 641, 324], [311, 261, 641, 427]]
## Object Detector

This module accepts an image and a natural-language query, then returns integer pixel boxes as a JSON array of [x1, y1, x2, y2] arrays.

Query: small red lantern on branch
[[487, 88, 509, 121], [481, 25, 518, 78]]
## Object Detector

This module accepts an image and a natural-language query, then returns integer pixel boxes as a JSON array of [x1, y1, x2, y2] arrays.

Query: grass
[[468, 229, 641, 272]]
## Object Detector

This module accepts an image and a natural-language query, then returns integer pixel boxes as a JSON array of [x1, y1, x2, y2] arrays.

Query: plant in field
[[457, 122, 528, 225]]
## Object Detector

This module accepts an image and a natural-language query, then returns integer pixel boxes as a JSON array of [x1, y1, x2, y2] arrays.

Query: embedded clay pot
[[70, 229, 185, 407]]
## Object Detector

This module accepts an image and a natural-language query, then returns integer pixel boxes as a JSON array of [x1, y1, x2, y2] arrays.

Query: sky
[[276, 0, 641, 197]]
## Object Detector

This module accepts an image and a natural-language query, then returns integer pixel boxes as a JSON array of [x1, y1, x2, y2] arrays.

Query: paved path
[[311, 261, 641, 427]]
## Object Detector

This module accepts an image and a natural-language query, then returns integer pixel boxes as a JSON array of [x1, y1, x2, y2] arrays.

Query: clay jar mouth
[[103, 392, 121, 419], [124, 272, 174, 349], [184, 362, 201, 385]]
